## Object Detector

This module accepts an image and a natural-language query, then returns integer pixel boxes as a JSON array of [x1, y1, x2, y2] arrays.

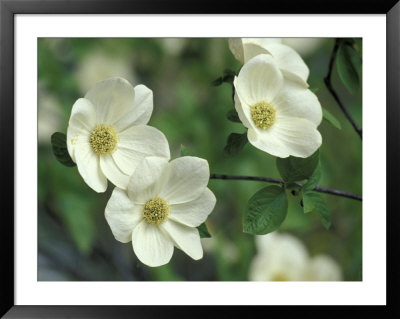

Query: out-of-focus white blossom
[[159, 38, 187, 56], [38, 84, 64, 144], [250, 232, 343, 281], [75, 51, 136, 94], [282, 38, 323, 57]]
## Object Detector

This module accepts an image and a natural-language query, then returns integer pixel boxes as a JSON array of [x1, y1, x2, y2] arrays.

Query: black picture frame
[[1, 0, 399, 317]]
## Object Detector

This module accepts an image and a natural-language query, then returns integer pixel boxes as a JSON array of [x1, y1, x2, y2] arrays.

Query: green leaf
[[197, 222, 211, 238], [51, 132, 76, 167], [276, 150, 319, 182], [211, 77, 223, 86], [243, 185, 288, 235], [224, 132, 248, 156], [226, 109, 241, 123], [336, 41, 362, 94], [180, 144, 195, 157], [302, 161, 322, 192], [302, 191, 331, 229], [211, 69, 236, 86], [322, 108, 342, 130], [285, 182, 300, 190]]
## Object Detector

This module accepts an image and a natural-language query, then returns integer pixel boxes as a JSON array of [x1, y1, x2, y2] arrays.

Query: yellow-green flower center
[[90, 124, 118, 155], [143, 197, 170, 225], [250, 101, 276, 130]]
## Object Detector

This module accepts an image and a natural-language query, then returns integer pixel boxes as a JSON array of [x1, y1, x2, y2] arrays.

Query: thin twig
[[210, 173, 362, 201], [324, 38, 362, 139]]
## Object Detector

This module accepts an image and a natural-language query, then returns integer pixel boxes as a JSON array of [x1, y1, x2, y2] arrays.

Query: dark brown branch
[[210, 173, 362, 201], [324, 38, 362, 139]]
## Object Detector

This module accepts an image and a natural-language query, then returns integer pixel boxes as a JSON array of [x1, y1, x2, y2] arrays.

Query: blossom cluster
[[67, 77, 216, 267], [229, 38, 323, 158], [63, 39, 336, 277]]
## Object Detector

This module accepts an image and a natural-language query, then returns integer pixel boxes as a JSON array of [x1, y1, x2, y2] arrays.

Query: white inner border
[[15, 14, 386, 305]]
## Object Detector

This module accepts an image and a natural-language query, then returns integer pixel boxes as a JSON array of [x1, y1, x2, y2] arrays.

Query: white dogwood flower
[[105, 156, 216, 267], [305, 255, 343, 281], [249, 232, 343, 281], [233, 54, 322, 158], [67, 77, 170, 192], [250, 232, 309, 281], [229, 38, 309, 86]]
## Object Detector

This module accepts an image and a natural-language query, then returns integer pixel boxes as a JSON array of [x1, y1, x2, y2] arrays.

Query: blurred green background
[[38, 38, 362, 281]]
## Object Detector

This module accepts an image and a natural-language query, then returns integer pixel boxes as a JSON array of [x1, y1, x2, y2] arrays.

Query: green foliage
[[56, 193, 97, 254], [322, 108, 342, 130], [226, 109, 241, 123], [51, 132, 76, 167], [151, 264, 183, 281], [38, 38, 362, 281], [336, 40, 362, 94], [302, 191, 331, 229], [243, 185, 288, 235], [276, 150, 320, 182], [197, 222, 212, 238], [224, 132, 248, 156], [302, 161, 322, 192]]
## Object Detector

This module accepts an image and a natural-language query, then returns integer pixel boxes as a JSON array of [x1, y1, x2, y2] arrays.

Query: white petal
[[84, 77, 135, 125], [127, 156, 170, 204], [66, 98, 96, 162], [74, 144, 107, 192], [273, 81, 322, 126], [242, 42, 270, 63], [263, 43, 309, 87], [233, 80, 256, 131], [100, 155, 130, 189], [105, 188, 144, 243], [230, 38, 283, 63], [282, 38, 322, 57], [169, 188, 216, 227], [161, 220, 203, 260], [112, 125, 170, 176], [160, 156, 210, 204], [248, 117, 322, 158], [114, 84, 153, 132], [247, 128, 291, 158], [235, 54, 284, 106], [241, 38, 283, 63], [228, 38, 245, 63], [242, 38, 283, 47], [132, 220, 174, 267]]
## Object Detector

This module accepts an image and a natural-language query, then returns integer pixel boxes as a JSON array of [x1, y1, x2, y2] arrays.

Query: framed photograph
[[1, 0, 398, 317]]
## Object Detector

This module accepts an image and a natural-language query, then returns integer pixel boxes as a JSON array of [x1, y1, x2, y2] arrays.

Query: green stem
[[210, 173, 362, 201], [324, 38, 362, 139]]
